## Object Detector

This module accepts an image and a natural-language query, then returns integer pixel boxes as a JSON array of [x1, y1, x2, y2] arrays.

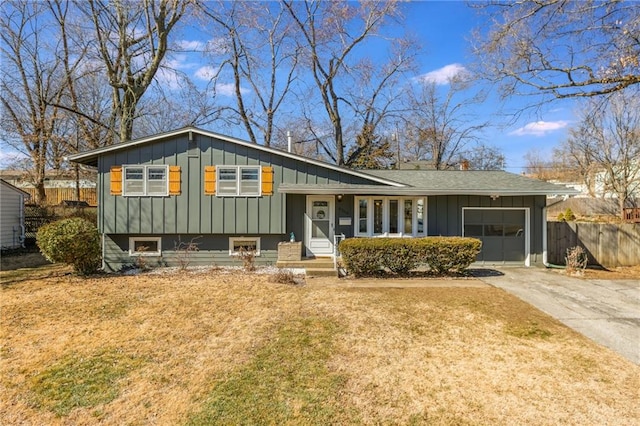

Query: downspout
[[19, 193, 25, 248], [101, 233, 106, 271]]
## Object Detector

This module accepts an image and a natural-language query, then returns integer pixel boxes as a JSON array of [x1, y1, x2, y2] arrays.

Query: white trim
[[69, 127, 405, 188], [461, 207, 530, 267], [229, 236, 261, 256], [305, 195, 335, 257], [354, 196, 427, 237], [216, 165, 261, 197], [129, 237, 162, 256], [122, 165, 169, 197]]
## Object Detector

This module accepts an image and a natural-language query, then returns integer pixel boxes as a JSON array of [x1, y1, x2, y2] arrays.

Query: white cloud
[[215, 83, 249, 97], [194, 65, 220, 81], [0, 148, 26, 167], [154, 67, 182, 90], [177, 40, 206, 51], [416, 63, 468, 85], [509, 120, 569, 137]]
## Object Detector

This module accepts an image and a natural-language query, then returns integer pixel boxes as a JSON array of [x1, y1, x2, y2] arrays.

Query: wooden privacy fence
[[23, 188, 97, 206], [547, 222, 640, 267]]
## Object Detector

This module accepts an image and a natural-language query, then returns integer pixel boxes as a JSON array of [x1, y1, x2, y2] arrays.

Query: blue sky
[[1, 1, 577, 172], [401, 1, 575, 171], [169, 1, 577, 172]]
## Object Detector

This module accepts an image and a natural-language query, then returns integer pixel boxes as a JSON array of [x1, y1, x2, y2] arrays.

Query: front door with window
[[305, 196, 334, 257]]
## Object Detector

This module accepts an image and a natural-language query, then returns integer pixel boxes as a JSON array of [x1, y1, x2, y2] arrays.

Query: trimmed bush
[[340, 237, 481, 277], [413, 237, 482, 274], [37, 218, 101, 275]]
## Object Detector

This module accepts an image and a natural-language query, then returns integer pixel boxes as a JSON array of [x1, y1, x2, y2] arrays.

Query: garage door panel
[[464, 208, 527, 265], [481, 237, 503, 262], [504, 237, 525, 261], [482, 210, 503, 222]]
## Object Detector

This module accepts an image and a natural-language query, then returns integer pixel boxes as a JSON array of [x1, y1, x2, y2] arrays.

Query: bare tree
[[198, 1, 300, 146], [284, 0, 402, 165], [462, 143, 505, 170], [561, 92, 640, 213], [473, 0, 640, 100], [0, 1, 69, 203], [81, 0, 188, 142], [403, 81, 488, 170]]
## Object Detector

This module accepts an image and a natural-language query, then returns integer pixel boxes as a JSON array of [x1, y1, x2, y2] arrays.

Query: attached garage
[[462, 208, 530, 266]]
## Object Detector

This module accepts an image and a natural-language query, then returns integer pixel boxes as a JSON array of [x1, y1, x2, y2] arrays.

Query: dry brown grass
[[1, 267, 638, 425]]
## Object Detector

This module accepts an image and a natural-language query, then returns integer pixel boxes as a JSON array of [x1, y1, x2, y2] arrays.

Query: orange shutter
[[204, 166, 216, 195], [169, 166, 181, 195], [261, 166, 274, 195], [110, 166, 122, 195]]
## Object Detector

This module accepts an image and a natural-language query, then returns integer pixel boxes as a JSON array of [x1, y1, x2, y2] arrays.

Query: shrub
[[270, 269, 299, 285], [237, 247, 256, 272], [36, 217, 101, 275], [563, 208, 576, 221], [557, 212, 565, 221], [339, 237, 482, 277], [565, 245, 588, 275], [174, 236, 201, 270], [414, 237, 482, 274], [339, 238, 386, 276]]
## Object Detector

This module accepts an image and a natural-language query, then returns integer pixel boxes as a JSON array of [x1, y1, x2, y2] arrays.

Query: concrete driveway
[[478, 268, 640, 365]]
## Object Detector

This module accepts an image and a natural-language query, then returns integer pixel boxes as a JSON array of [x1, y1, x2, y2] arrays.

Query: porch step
[[276, 260, 334, 269], [305, 268, 339, 278], [276, 257, 337, 277]]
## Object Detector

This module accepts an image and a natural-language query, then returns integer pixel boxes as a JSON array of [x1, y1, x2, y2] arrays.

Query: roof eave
[[68, 127, 405, 187], [278, 186, 579, 196]]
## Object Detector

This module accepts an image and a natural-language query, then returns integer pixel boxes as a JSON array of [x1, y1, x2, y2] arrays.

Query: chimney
[[460, 160, 469, 171], [287, 131, 292, 153]]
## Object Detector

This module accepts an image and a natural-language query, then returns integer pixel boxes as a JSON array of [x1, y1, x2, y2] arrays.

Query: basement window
[[229, 237, 261, 256], [129, 237, 162, 256]]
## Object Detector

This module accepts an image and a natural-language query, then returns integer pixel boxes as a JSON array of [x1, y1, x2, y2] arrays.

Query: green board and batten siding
[[96, 133, 379, 270], [98, 133, 376, 235], [428, 194, 546, 264]]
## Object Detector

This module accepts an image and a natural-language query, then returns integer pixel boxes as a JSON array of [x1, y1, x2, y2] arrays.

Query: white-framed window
[[229, 237, 260, 256], [123, 165, 168, 196], [129, 237, 162, 256], [229, 237, 261, 256], [355, 196, 426, 237], [217, 166, 261, 196]]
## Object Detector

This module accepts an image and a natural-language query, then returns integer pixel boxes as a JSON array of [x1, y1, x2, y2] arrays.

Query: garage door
[[463, 209, 527, 264]]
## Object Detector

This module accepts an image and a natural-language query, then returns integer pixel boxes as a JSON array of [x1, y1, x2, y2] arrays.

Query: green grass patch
[[187, 317, 354, 425], [29, 349, 144, 416], [505, 321, 553, 339]]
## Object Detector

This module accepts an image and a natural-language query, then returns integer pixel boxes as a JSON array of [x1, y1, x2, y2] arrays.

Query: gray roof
[[280, 170, 578, 196]]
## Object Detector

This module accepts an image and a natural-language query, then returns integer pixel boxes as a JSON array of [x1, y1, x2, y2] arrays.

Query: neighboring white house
[[0, 179, 29, 249]]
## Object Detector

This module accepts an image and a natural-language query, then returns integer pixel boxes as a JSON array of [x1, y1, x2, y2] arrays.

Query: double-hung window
[[123, 165, 168, 196], [217, 166, 261, 196]]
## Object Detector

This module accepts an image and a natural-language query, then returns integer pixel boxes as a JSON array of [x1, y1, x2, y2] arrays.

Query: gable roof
[[68, 127, 405, 187], [280, 170, 578, 196], [0, 179, 30, 197]]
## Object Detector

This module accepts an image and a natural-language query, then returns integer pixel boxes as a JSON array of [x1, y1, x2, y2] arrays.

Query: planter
[[278, 241, 302, 261]]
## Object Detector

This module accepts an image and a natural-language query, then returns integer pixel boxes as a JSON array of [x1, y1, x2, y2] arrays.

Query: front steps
[[276, 258, 338, 277]]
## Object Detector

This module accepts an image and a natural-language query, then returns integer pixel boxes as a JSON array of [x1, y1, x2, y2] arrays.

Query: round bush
[[36, 217, 101, 275]]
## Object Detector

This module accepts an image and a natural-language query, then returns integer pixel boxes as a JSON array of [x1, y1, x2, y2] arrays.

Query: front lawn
[[1, 268, 638, 425]]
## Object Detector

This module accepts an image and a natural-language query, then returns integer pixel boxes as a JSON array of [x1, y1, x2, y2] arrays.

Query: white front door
[[305, 196, 334, 257]]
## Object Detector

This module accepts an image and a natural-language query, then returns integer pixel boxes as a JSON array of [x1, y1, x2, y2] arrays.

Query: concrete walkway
[[477, 267, 640, 365]]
